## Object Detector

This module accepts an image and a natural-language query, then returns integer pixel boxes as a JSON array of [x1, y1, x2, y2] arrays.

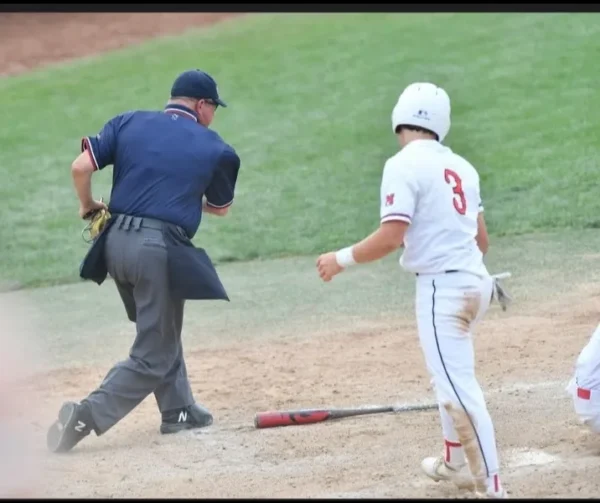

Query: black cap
[[170, 69, 227, 107]]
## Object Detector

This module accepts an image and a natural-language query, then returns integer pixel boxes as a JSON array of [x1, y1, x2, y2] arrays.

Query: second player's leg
[[567, 323, 600, 434]]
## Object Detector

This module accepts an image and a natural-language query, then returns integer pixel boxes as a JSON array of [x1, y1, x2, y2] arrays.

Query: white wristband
[[335, 246, 356, 268]]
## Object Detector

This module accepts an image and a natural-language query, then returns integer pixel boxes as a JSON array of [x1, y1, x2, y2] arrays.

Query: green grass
[[1, 13, 599, 288]]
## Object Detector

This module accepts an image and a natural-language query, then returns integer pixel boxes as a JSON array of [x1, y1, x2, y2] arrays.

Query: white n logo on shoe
[[178, 411, 187, 423], [74, 421, 86, 432]]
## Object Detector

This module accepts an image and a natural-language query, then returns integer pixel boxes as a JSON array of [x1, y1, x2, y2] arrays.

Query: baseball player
[[47, 69, 241, 453], [316, 83, 507, 498], [566, 323, 600, 434]]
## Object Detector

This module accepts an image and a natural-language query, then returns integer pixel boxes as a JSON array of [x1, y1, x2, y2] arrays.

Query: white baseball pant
[[415, 270, 502, 494], [566, 323, 600, 434]]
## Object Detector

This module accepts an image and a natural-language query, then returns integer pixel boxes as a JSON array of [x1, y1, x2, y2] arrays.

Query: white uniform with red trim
[[381, 86, 503, 495], [380, 139, 488, 278], [567, 324, 600, 433]]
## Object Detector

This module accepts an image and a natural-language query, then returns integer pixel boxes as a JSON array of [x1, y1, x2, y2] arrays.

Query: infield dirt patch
[[5, 281, 600, 498], [0, 13, 243, 77]]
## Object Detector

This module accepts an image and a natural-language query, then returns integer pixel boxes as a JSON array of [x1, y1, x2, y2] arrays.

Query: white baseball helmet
[[391, 82, 451, 142]]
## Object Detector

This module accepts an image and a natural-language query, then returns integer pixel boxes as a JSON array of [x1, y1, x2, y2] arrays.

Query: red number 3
[[444, 169, 467, 215]]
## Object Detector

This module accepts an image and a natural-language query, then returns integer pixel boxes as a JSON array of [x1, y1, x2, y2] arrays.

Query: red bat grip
[[255, 410, 331, 429]]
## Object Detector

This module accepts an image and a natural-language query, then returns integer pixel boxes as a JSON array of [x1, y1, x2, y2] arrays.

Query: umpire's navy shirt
[[81, 104, 240, 239]]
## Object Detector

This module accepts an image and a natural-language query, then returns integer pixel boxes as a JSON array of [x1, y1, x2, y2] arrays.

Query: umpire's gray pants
[[84, 216, 194, 435]]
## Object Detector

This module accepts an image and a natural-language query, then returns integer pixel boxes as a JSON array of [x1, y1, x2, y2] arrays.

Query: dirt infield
[[13, 282, 600, 498], [0, 13, 243, 76], [2, 13, 600, 499]]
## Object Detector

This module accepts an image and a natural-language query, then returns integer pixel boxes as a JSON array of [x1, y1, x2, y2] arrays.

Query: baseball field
[[1, 11, 599, 498]]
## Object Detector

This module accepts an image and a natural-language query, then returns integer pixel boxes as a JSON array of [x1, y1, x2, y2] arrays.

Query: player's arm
[[345, 221, 408, 264], [72, 116, 120, 216], [317, 162, 416, 281], [203, 144, 241, 217], [350, 171, 415, 262], [474, 189, 488, 255], [475, 212, 489, 255]]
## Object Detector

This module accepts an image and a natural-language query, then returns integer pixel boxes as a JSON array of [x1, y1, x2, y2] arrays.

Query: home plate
[[505, 448, 561, 468]]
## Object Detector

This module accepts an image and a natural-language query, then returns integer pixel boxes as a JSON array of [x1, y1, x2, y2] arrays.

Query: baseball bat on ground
[[254, 403, 438, 429]]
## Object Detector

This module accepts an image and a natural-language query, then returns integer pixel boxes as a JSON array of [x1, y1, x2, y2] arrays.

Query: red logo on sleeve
[[385, 193, 395, 206]]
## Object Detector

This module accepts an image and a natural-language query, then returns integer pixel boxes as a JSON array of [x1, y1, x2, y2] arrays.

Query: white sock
[[485, 472, 502, 494], [444, 438, 466, 467], [440, 404, 466, 467]]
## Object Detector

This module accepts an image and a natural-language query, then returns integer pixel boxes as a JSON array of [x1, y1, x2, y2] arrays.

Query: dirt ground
[[0, 12, 244, 77], [11, 283, 600, 498], [2, 13, 600, 499]]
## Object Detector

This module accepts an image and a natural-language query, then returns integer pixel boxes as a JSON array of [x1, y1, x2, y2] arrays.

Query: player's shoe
[[47, 401, 93, 453], [160, 403, 213, 434], [476, 488, 509, 499], [421, 455, 475, 491]]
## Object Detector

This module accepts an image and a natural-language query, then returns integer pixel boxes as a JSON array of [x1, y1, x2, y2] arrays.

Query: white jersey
[[379, 139, 487, 276]]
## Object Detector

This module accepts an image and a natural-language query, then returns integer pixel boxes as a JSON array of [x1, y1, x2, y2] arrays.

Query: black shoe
[[160, 403, 214, 434], [47, 401, 93, 453]]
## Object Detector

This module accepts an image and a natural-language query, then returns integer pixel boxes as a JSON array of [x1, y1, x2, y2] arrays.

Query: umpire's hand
[[79, 199, 108, 220]]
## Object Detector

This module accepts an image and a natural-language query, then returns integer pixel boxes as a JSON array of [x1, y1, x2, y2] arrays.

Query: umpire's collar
[[164, 103, 198, 123]]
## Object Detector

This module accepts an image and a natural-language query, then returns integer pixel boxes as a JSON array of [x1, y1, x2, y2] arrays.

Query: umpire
[[47, 69, 241, 453]]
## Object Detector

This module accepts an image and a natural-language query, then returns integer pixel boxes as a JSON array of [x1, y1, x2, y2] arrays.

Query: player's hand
[[316, 252, 344, 282], [79, 199, 108, 220]]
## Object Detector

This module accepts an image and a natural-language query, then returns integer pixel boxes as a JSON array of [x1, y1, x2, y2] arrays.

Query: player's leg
[[566, 323, 600, 434], [153, 299, 213, 434], [438, 388, 468, 463], [420, 375, 474, 490], [416, 276, 470, 484], [416, 274, 504, 497], [567, 378, 600, 434]]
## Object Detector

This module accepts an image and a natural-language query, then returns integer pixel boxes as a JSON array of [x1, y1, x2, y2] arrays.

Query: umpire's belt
[[111, 213, 228, 302], [113, 214, 187, 238]]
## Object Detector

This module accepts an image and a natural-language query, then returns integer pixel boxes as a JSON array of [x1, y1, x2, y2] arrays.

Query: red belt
[[577, 387, 591, 400]]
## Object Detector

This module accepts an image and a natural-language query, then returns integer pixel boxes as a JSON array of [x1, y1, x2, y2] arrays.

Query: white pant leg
[[438, 396, 466, 465], [567, 378, 600, 433], [416, 272, 501, 492], [567, 323, 600, 434]]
